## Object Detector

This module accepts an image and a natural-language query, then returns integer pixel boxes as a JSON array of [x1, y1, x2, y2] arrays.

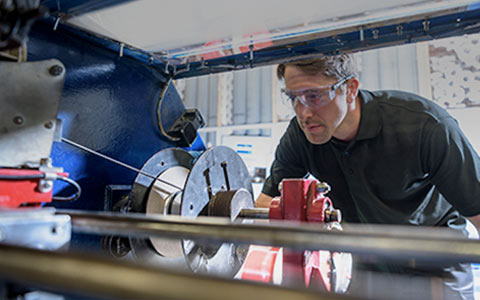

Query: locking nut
[[325, 208, 342, 223], [316, 181, 331, 194]]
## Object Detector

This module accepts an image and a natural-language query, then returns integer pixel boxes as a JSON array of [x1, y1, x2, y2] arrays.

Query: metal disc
[[181, 146, 252, 217], [129, 148, 194, 269], [181, 145, 253, 276], [130, 148, 193, 213]]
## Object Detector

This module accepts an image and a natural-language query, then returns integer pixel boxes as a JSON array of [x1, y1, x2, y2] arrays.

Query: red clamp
[[0, 168, 68, 208], [269, 179, 338, 223], [241, 178, 343, 292]]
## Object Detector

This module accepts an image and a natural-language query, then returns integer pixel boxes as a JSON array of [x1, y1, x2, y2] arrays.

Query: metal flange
[[129, 148, 194, 270]]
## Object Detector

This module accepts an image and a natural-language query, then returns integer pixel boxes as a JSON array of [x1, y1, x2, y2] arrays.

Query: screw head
[[39, 181, 53, 193], [49, 65, 63, 76], [13, 116, 23, 125], [44, 121, 54, 129]]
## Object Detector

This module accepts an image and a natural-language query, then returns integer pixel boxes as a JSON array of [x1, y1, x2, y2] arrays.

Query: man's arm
[[467, 214, 480, 233], [255, 193, 273, 208], [422, 118, 480, 224]]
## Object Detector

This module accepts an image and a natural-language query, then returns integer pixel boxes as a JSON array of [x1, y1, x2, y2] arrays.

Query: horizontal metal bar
[[239, 208, 270, 219], [0, 243, 345, 300], [37, 2, 480, 80], [172, 6, 480, 78], [57, 209, 480, 263]]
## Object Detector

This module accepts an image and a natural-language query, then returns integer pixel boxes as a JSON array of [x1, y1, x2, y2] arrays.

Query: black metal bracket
[[167, 108, 205, 147]]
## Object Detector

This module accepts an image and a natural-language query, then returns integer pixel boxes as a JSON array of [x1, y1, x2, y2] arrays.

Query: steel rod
[[0, 243, 346, 300], [239, 208, 270, 219], [57, 209, 480, 263]]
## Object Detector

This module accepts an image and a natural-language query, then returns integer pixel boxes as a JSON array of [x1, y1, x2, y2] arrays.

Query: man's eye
[[304, 93, 320, 102], [288, 94, 298, 102]]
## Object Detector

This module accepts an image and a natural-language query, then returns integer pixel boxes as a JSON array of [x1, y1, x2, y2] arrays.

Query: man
[[256, 54, 480, 299]]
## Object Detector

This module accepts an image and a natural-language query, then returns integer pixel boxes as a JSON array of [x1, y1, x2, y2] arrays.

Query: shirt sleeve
[[262, 119, 309, 197], [422, 116, 480, 216]]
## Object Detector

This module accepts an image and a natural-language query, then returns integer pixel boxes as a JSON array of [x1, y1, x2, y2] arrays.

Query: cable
[[0, 171, 81, 201], [61, 137, 183, 191], [0, 174, 45, 180], [52, 175, 82, 202]]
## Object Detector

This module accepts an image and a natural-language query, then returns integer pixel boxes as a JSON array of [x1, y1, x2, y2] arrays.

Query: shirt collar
[[354, 89, 382, 141]]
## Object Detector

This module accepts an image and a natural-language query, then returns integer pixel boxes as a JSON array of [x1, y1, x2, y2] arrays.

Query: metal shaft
[[238, 208, 270, 219], [0, 243, 344, 300], [57, 209, 480, 263], [61, 137, 183, 191]]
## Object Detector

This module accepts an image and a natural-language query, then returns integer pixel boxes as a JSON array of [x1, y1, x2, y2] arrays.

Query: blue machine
[[27, 18, 205, 211]]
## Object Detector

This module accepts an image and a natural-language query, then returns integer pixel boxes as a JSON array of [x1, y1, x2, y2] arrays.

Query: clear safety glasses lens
[[280, 75, 353, 108]]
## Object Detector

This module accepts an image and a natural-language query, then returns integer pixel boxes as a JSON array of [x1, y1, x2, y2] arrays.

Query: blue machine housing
[[27, 20, 205, 211]]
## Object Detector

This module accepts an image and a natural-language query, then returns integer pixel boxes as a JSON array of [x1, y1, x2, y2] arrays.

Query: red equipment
[[0, 168, 68, 208], [240, 178, 346, 292]]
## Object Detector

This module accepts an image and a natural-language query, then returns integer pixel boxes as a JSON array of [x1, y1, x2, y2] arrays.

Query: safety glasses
[[281, 75, 353, 108]]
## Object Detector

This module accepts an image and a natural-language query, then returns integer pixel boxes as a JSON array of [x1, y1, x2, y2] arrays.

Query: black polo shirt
[[263, 89, 480, 230]]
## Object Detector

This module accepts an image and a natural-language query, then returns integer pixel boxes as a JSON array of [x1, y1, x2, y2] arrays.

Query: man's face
[[284, 65, 349, 145]]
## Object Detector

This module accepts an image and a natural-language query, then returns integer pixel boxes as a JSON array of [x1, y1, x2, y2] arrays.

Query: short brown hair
[[277, 54, 358, 81]]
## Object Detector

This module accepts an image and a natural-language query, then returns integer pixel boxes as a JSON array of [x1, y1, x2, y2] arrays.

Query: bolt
[[327, 209, 342, 223], [39, 181, 53, 193], [316, 181, 331, 194], [49, 65, 63, 76], [397, 25, 403, 36], [13, 116, 23, 125], [40, 157, 52, 166], [423, 20, 430, 32], [44, 121, 53, 129]]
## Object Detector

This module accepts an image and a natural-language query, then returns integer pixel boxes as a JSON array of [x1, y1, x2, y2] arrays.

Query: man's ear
[[346, 77, 360, 104]]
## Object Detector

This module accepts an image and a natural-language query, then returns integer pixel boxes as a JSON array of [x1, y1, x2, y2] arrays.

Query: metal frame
[[35, 2, 480, 79], [171, 4, 480, 78]]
